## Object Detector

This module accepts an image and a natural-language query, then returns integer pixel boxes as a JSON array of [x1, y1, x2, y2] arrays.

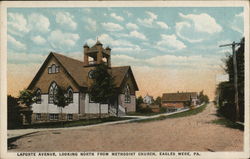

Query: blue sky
[[7, 7, 244, 98]]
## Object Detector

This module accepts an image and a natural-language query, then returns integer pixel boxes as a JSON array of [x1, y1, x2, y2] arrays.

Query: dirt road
[[9, 103, 243, 151]]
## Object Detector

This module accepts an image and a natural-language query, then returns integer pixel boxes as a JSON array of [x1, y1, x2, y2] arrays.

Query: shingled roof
[[28, 52, 138, 90], [162, 92, 197, 102]]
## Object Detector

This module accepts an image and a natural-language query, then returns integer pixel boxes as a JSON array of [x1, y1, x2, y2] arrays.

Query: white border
[[0, 1, 249, 159]]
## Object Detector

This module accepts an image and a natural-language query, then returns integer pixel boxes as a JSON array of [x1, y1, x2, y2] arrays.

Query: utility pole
[[219, 41, 242, 121]]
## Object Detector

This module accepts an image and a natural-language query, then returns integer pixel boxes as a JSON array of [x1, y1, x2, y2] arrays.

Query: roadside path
[[8, 103, 243, 151], [8, 106, 193, 139]]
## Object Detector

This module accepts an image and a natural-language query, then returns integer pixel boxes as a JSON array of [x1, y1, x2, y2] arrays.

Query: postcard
[[0, 1, 249, 159]]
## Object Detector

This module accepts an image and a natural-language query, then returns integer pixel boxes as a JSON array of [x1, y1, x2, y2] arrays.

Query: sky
[[7, 7, 244, 99]]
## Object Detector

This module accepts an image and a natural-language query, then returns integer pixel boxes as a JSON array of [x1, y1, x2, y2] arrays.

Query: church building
[[27, 41, 138, 123]]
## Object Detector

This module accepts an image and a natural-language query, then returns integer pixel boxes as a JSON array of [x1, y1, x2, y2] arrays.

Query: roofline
[[28, 52, 81, 90]]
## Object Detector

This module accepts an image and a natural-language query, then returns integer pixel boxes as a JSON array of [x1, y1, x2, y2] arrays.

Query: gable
[[28, 54, 80, 93], [28, 52, 139, 93], [119, 67, 139, 95]]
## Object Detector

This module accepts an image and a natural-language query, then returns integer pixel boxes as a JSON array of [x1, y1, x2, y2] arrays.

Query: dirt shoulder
[[9, 103, 243, 152]]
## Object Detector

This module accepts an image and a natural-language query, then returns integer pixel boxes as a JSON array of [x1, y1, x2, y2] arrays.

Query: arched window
[[124, 84, 131, 103], [51, 64, 56, 73], [48, 82, 58, 104], [48, 64, 60, 74], [36, 89, 41, 104], [67, 87, 73, 103]]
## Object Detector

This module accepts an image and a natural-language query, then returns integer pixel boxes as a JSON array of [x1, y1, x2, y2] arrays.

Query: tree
[[198, 90, 209, 104], [89, 63, 116, 118], [136, 96, 143, 112], [216, 37, 244, 122], [8, 95, 21, 129], [154, 96, 162, 107], [53, 86, 70, 121], [18, 89, 36, 108]]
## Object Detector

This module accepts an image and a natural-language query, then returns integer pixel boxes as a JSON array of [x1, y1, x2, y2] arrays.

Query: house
[[161, 92, 198, 112], [27, 41, 138, 123], [143, 94, 154, 105]]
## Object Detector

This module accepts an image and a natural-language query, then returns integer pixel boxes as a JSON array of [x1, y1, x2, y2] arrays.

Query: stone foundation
[[31, 113, 111, 124]]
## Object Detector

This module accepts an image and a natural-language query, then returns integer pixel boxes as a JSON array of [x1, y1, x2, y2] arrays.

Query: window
[[49, 114, 59, 120], [67, 87, 73, 103], [48, 82, 58, 104], [67, 114, 73, 120], [89, 95, 94, 103], [36, 89, 42, 104], [124, 84, 131, 103], [48, 64, 60, 74], [35, 113, 41, 120]]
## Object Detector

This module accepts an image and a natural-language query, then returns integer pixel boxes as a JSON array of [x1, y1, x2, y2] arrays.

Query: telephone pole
[[219, 41, 242, 121]]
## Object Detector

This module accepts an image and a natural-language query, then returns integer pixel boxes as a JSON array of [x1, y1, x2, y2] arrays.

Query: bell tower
[[83, 41, 111, 67]]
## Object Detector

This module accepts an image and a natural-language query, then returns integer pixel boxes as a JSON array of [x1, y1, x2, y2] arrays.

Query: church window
[[48, 82, 58, 104], [48, 64, 60, 74], [67, 87, 73, 103], [124, 84, 131, 103], [36, 89, 42, 104]]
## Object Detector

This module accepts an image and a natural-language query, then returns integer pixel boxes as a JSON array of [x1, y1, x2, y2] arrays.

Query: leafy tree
[[18, 89, 36, 108], [154, 96, 162, 107], [136, 96, 143, 112], [198, 90, 209, 104], [53, 86, 70, 120], [89, 63, 116, 118], [8, 95, 21, 129], [216, 37, 244, 121]]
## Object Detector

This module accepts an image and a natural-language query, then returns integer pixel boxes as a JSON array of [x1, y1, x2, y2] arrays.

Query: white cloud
[[55, 12, 77, 30], [8, 51, 47, 64], [156, 34, 186, 51], [126, 23, 139, 30], [110, 13, 124, 21], [7, 34, 26, 50], [101, 22, 124, 31], [124, 11, 132, 17], [176, 22, 203, 43], [8, 13, 50, 36], [48, 30, 80, 49], [28, 13, 50, 33], [176, 13, 222, 43], [85, 18, 97, 31], [8, 13, 29, 36], [86, 34, 143, 53], [146, 11, 157, 20], [129, 31, 147, 40], [156, 21, 169, 29], [31, 35, 46, 45], [231, 12, 243, 34], [179, 13, 222, 34], [137, 11, 157, 27]]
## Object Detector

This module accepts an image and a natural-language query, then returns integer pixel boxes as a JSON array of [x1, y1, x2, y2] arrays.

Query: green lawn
[[132, 104, 207, 123], [18, 117, 133, 129], [126, 111, 165, 116], [211, 118, 244, 131]]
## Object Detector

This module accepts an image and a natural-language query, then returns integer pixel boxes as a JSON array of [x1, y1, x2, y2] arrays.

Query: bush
[[137, 106, 153, 114], [159, 107, 167, 113]]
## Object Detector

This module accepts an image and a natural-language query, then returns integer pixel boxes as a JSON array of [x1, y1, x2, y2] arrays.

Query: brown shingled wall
[[30, 56, 79, 93]]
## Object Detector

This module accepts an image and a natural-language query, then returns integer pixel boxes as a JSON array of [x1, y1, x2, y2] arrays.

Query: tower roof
[[96, 40, 102, 45]]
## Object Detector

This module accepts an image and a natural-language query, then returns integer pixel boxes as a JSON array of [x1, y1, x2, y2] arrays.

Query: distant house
[[161, 92, 198, 112], [26, 41, 138, 123], [143, 94, 154, 105]]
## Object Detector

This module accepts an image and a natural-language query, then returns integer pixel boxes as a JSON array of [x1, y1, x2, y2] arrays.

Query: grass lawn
[[16, 117, 133, 129], [211, 118, 244, 131], [132, 104, 207, 123], [126, 111, 165, 116]]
